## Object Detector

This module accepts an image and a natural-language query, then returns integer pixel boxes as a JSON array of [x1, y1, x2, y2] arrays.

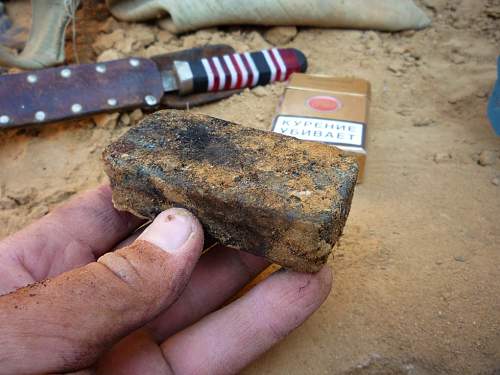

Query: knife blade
[[0, 47, 307, 129]]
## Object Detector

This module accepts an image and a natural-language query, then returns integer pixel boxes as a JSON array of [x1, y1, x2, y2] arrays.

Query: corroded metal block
[[102, 110, 359, 272]]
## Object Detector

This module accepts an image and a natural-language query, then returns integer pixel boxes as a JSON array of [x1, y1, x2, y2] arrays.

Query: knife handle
[[0, 58, 164, 129], [175, 48, 307, 95]]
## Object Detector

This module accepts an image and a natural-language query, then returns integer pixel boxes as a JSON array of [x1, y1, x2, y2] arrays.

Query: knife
[[0, 46, 307, 128]]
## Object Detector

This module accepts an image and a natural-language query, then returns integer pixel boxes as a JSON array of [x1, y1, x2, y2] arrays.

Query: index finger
[[97, 266, 333, 375], [160, 266, 333, 375], [0, 185, 143, 294]]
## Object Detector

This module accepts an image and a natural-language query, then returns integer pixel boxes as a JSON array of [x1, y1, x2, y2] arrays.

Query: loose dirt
[[1, 0, 499, 374]]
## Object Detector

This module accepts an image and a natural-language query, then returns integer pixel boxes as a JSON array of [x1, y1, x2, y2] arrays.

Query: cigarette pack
[[272, 74, 370, 182]]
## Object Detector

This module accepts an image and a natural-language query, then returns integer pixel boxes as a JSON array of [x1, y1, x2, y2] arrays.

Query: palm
[[0, 186, 331, 374]]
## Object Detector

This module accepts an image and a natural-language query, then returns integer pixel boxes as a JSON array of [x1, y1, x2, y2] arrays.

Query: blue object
[[0, 2, 11, 34], [488, 57, 500, 136]]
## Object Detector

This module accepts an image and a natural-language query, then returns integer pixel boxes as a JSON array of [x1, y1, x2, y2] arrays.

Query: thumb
[[0, 208, 204, 375]]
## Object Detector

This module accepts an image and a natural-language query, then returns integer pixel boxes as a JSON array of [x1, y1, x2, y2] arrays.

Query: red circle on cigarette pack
[[307, 96, 341, 113]]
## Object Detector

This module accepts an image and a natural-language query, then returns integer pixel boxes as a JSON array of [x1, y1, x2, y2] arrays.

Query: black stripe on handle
[[251, 51, 272, 86], [187, 48, 308, 94], [190, 59, 209, 93]]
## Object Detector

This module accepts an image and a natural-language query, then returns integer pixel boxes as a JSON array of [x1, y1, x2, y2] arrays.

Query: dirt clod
[[97, 49, 123, 62], [413, 118, 435, 127], [264, 26, 298, 45], [477, 150, 496, 166], [92, 113, 120, 129], [433, 152, 452, 163], [129, 109, 144, 124]]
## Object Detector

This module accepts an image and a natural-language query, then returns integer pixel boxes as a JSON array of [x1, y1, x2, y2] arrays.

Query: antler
[[0, 0, 80, 69]]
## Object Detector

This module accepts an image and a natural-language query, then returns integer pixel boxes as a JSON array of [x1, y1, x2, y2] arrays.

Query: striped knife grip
[[187, 48, 307, 94]]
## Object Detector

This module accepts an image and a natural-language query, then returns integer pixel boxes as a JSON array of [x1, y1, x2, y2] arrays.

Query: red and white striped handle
[[181, 48, 307, 94]]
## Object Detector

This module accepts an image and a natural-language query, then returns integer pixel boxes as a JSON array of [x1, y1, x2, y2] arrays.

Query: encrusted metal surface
[[103, 110, 359, 272]]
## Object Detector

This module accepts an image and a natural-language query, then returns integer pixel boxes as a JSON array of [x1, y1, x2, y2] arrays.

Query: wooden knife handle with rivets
[[0, 57, 164, 128]]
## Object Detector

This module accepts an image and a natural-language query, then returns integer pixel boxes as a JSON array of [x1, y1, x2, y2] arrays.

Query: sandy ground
[[1, 0, 500, 374]]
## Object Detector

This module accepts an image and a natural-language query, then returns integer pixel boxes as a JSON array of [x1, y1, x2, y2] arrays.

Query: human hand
[[0, 186, 332, 375]]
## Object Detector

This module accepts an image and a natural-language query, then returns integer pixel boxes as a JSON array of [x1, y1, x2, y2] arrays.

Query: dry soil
[[0, 1, 499, 374]]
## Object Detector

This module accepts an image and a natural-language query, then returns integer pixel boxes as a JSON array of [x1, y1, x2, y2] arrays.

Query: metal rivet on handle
[[107, 98, 118, 107], [60, 68, 72, 78], [0, 115, 9, 124], [145, 95, 158, 106], [27, 74, 38, 84], [34, 111, 46, 122], [96, 64, 107, 74], [71, 103, 82, 113], [129, 58, 140, 67]]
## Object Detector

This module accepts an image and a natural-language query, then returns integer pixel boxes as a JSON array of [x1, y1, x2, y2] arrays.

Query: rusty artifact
[[103, 110, 359, 272]]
